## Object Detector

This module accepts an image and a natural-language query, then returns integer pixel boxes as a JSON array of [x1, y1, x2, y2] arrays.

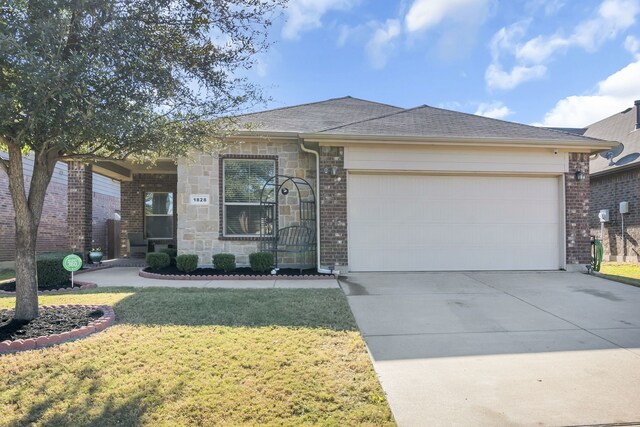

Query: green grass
[[598, 262, 640, 287], [0, 288, 394, 426], [0, 269, 15, 281]]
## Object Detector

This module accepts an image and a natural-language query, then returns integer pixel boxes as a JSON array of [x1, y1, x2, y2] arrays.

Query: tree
[[0, 0, 285, 320]]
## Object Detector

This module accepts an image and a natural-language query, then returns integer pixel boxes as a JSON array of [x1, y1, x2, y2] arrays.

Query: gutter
[[299, 133, 618, 153], [298, 139, 339, 276]]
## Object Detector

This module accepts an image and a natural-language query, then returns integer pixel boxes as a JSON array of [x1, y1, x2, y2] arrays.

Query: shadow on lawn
[[8, 373, 174, 427], [110, 287, 358, 331]]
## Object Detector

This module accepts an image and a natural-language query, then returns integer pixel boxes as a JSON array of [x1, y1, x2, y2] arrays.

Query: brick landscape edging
[[0, 304, 115, 355], [139, 269, 336, 281], [0, 281, 98, 295]]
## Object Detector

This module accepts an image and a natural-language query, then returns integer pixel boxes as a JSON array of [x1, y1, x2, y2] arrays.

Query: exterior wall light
[[575, 170, 585, 181]]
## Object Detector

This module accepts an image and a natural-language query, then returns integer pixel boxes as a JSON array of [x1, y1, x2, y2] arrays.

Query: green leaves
[[0, 0, 285, 159]]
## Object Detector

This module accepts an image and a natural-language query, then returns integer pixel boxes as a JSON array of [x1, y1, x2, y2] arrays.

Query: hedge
[[176, 254, 198, 273], [212, 253, 236, 273]]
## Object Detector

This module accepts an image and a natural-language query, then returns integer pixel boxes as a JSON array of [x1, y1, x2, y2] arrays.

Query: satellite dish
[[610, 152, 640, 166], [599, 143, 625, 160]]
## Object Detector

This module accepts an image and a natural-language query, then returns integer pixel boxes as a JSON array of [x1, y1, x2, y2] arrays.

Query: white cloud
[[282, 0, 358, 40], [485, 63, 547, 90], [405, 0, 490, 32], [365, 19, 402, 69], [487, 0, 640, 90], [475, 101, 514, 119], [539, 59, 640, 126], [625, 35, 640, 58]]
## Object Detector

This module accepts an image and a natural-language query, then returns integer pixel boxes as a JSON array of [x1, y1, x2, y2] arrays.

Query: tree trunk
[[6, 144, 58, 321]]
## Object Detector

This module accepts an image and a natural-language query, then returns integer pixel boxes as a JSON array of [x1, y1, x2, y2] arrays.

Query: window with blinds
[[144, 192, 174, 239], [223, 158, 276, 236]]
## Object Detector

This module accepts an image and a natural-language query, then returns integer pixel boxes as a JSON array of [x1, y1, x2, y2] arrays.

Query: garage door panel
[[348, 174, 561, 271]]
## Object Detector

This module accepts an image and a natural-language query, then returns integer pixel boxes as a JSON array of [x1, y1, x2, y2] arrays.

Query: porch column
[[68, 161, 93, 258]]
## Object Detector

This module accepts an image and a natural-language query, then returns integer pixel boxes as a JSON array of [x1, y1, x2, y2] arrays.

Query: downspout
[[299, 138, 340, 276]]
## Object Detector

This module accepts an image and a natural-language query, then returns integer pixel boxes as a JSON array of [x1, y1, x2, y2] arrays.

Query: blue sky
[[245, 0, 640, 127]]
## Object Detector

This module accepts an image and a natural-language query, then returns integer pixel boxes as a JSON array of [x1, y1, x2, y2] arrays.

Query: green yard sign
[[63, 254, 83, 272], [63, 254, 83, 289]]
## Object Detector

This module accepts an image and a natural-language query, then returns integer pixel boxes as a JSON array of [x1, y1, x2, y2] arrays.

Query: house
[[585, 100, 640, 262], [69, 97, 614, 272], [0, 154, 120, 265]]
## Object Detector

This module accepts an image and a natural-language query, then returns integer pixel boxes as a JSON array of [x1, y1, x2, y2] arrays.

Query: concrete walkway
[[341, 271, 640, 427], [77, 267, 339, 289]]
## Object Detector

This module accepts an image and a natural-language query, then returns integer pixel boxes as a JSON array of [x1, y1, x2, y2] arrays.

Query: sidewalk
[[77, 267, 339, 289]]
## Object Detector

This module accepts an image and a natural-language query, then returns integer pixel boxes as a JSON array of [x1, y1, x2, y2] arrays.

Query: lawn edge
[[0, 304, 115, 355]]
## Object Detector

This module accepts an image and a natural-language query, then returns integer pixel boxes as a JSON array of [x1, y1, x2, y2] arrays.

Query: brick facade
[[67, 162, 94, 257], [120, 173, 178, 256], [318, 146, 348, 268], [565, 153, 591, 266], [590, 168, 640, 262], [0, 162, 68, 262]]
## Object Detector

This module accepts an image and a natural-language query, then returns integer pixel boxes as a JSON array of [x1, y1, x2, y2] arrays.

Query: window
[[223, 158, 275, 237], [144, 192, 174, 239]]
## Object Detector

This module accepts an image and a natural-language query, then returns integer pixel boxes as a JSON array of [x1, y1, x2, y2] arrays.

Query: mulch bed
[[0, 306, 102, 341], [140, 266, 336, 280], [0, 280, 97, 294], [0, 305, 116, 354]]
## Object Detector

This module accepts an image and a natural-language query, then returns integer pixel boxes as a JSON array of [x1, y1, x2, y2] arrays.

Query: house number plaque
[[190, 194, 210, 205]]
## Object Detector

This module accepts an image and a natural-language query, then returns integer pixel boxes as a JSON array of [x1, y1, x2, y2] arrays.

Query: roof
[[236, 96, 402, 133], [317, 105, 598, 142], [236, 96, 612, 149], [586, 102, 640, 175]]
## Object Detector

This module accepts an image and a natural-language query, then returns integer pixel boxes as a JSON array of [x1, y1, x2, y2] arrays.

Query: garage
[[348, 173, 563, 271]]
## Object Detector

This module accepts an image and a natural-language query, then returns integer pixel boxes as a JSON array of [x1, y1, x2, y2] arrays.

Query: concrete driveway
[[341, 272, 640, 427]]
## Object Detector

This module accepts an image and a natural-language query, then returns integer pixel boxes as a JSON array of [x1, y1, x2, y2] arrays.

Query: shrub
[[249, 252, 274, 273], [176, 254, 199, 273], [36, 252, 74, 289], [160, 248, 178, 265], [146, 252, 170, 270], [213, 253, 236, 273]]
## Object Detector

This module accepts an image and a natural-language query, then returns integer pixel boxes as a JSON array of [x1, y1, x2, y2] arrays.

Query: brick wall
[[0, 159, 69, 262], [590, 168, 640, 261], [68, 162, 93, 256], [565, 153, 591, 266], [318, 146, 348, 268], [121, 173, 177, 256]]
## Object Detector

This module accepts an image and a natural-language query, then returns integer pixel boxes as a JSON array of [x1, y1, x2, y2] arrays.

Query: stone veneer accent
[[565, 152, 591, 266], [590, 168, 640, 262], [120, 173, 177, 256], [318, 146, 348, 268], [67, 162, 93, 257], [177, 140, 315, 266]]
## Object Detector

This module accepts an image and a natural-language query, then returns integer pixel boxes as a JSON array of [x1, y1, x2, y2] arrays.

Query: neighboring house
[[0, 154, 120, 263], [68, 96, 613, 272], [584, 100, 640, 262]]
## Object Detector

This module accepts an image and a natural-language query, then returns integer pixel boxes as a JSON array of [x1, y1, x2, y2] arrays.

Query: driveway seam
[[464, 272, 640, 359], [361, 328, 584, 338]]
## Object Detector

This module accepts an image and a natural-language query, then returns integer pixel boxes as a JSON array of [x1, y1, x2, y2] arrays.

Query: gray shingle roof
[[237, 97, 609, 145], [586, 103, 640, 174], [318, 105, 600, 141], [236, 96, 402, 133]]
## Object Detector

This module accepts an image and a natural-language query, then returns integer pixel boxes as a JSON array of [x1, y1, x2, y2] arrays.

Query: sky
[[243, 0, 640, 128]]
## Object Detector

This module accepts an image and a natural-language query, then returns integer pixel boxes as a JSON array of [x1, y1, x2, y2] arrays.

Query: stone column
[[67, 162, 93, 258]]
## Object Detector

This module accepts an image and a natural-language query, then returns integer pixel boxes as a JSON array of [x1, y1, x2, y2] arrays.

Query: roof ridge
[[235, 96, 401, 119], [318, 104, 426, 133], [416, 104, 607, 143]]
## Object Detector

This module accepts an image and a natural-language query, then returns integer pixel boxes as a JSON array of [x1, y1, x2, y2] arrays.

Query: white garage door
[[348, 174, 562, 271]]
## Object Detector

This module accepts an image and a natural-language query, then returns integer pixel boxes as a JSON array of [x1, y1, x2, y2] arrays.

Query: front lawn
[[598, 262, 640, 287], [0, 288, 394, 426]]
